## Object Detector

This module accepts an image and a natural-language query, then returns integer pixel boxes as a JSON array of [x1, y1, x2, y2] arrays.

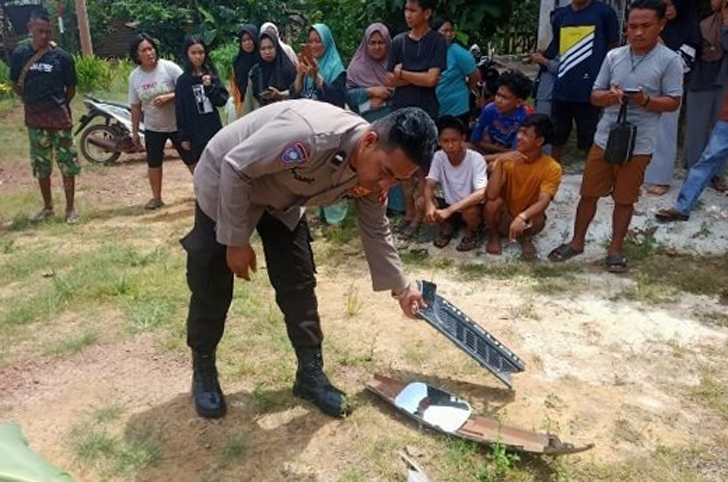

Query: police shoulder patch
[[280, 141, 310, 165]]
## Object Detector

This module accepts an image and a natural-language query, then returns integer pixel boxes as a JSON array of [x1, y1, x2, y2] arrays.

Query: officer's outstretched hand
[[399, 287, 427, 319], [227, 244, 257, 281]]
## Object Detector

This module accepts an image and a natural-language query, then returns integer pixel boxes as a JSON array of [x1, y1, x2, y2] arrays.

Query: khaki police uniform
[[183, 100, 408, 354]]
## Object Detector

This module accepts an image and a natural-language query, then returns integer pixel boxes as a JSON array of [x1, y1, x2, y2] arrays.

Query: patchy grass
[[345, 285, 364, 318], [572, 444, 721, 482], [44, 329, 99, 357], [69, 419, 162, 477], [688, 364, 728, 421], [91, 403, 126, 424], [695, 309, 728, 329], [633, 253, 728, 299], [613, 418, 645, 446], [221, 432, 248, 463]]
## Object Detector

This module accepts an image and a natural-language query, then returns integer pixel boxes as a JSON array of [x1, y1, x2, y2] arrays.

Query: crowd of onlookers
[[8, 0, 728, 272]]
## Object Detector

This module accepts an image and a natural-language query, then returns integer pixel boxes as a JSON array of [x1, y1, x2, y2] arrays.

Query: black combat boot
[[293, 347, 349, 418], [192, 351, 226, 419]]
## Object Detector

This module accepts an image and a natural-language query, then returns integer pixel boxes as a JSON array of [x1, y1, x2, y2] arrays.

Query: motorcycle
[[468, 44, 503, 115], [75, 96, 145, 164]]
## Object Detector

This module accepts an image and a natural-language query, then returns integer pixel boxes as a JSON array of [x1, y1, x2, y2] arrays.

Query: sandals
[[144, 198, 165, 210], [548, 243, 584, 262], [606, 255, 628, 273], [711, 176, 728, 193], [398, 224, 419, 240], [644, 185, 670, 196], [433, 230, 453, 249], [65, 211, 79, 225], [31, 208, 55, 222], [655, 208, 689, 223], [456, 235, 477, 252]]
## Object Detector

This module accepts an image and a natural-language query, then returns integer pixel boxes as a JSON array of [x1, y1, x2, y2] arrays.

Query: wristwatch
[[391, 283, 411, 301]]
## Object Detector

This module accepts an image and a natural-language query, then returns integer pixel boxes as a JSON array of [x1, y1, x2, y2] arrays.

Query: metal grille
[[418, 281, 525, 388]]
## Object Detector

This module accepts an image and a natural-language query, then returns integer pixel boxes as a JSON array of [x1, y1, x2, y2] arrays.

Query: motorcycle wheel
[[80, 124, 122, 164]]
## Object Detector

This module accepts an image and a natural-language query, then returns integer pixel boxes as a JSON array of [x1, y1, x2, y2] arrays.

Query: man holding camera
[[549, 0, 683, 273]]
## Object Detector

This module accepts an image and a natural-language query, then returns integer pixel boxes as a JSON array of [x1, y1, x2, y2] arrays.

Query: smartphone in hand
[[299, 43, 314, 64]]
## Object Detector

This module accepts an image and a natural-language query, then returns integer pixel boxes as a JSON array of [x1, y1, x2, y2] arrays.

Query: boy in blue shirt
[[470, 70, 534, 163]]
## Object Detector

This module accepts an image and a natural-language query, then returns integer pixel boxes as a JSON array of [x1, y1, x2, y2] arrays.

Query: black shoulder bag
[[604, 100, 637, 166]]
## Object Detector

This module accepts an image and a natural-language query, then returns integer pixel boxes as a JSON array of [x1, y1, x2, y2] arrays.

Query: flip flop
[[655, 208, 689, 223], [548, 243, 584, 262], [711, 177, 728, 193], [398, 224, 419, 240], [433, 231, 453, 249], [606, 255, 628, 273], [456, 236, 477, 252], [644, 185, 670, 196]]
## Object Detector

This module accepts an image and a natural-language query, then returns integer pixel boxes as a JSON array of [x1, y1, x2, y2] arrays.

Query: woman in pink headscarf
[[346, 23, 393, 122]]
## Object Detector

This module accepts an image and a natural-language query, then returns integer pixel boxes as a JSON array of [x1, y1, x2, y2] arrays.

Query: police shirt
[[193, 99, 408, 292]]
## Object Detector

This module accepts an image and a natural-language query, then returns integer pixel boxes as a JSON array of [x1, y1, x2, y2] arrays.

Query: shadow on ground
[[126, 388, 333, 482]]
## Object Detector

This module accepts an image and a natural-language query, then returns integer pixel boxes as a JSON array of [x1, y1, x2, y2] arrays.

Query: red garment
[[721, 89, 728, 121]]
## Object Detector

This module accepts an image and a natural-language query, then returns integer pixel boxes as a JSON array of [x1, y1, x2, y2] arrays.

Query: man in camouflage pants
[[10, 8, 80, 223]]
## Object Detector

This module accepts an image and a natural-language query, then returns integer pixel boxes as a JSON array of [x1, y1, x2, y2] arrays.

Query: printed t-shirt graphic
[[559, 26, 596, 80]]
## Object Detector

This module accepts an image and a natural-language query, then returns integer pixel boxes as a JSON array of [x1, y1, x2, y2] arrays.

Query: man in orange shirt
[[484, 114, 562, 258]]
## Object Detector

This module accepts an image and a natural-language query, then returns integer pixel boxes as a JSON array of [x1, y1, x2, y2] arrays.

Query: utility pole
[[75, 0, 93, 55]]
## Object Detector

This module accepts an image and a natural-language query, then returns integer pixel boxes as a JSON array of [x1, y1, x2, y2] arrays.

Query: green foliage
[[0, 61, 9, 83], [87, 0, 515, 63], [74, 54, 115, 92], [210, 41, 239, 81], [0, 61, 12, 101]]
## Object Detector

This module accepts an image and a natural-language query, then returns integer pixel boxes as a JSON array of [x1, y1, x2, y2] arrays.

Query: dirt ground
[[2, 146, 728, 481]]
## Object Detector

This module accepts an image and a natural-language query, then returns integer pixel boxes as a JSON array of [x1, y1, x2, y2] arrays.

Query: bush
[[74, 55, 116, 93], [0, 60, 9, 83], [210, 42, 238, 82], [0, 61, 13, 100], [113, 58, 136, 83]]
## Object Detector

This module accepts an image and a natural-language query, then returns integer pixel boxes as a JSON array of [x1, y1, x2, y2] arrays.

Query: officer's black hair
[[497, 70, 534, 101], [629, 0, 667, 19], [29, 8, 51, 23], [129, 34, 159, 66], [372, 108, 438, 172], [436, 115, 467, 137], [521, 114, 555, 146]]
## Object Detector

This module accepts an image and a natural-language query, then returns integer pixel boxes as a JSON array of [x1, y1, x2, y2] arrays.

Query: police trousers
[[182, 203, 323, 355]]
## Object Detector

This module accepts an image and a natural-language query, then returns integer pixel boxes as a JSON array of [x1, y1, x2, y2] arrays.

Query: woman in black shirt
[[175, 36, 229, 171]]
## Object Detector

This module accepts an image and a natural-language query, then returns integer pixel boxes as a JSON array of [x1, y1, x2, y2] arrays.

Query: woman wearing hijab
[[643, 0, 701, 196], [293, 23, 348, 225], [346, 23, 393, 122], [684, 0, 728, 192], [293, 23, 347, 108], [261, 22, 298, 67], [230, 24, 260, 118], [249, 31, 297, 109]]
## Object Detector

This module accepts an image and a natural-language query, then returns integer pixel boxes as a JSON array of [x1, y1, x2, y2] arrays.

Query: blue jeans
[[675, 120, 728, 216]]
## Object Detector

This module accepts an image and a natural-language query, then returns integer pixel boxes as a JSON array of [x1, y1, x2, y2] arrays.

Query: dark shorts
[[580, 146, 652, 205], [552, 101, 601, 149], [435, 197, 463, 227], [144, 130, 194, 168]]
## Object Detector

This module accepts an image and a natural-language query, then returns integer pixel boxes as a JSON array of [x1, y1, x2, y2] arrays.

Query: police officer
[[183, 99, 437, 419]]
